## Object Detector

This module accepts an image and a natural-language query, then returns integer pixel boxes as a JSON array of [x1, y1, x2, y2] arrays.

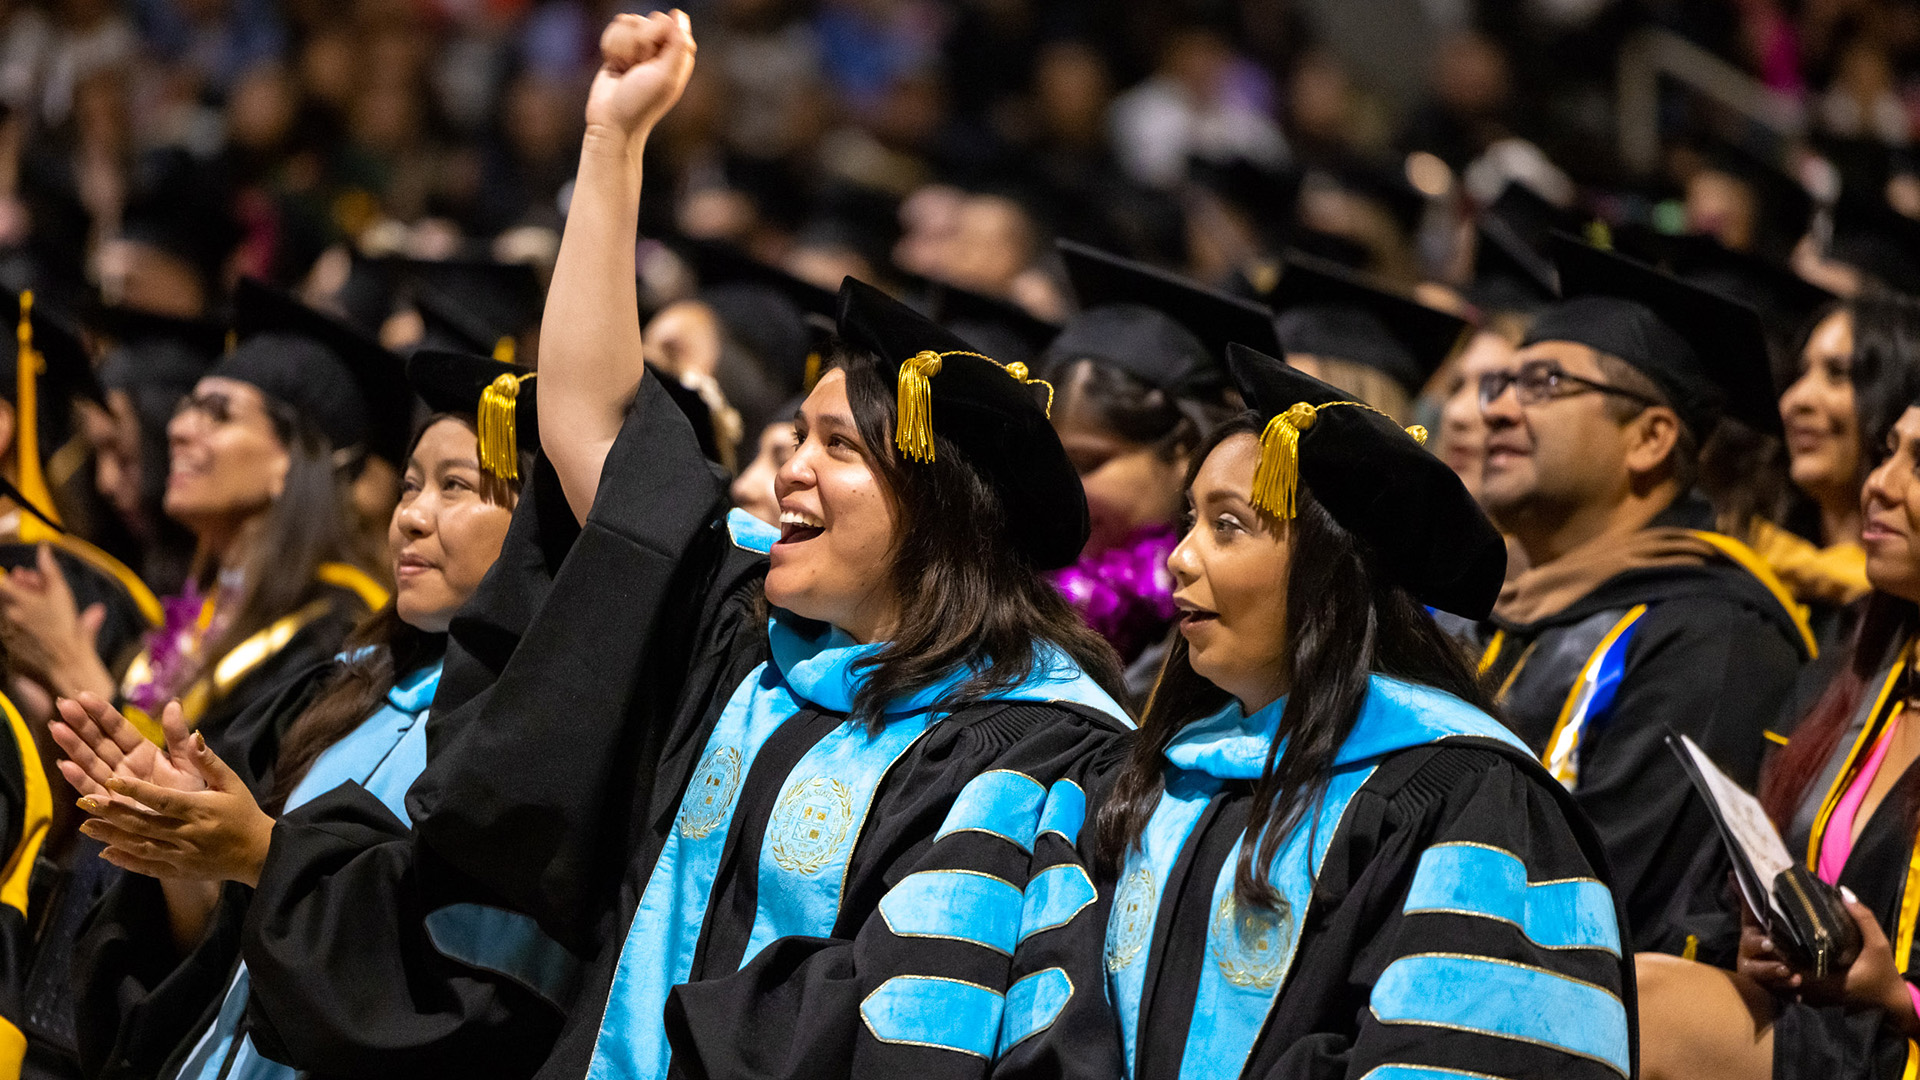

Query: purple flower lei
[[1048, 524, 1180, 663]]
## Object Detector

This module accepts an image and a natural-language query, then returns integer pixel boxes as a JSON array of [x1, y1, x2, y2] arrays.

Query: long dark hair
[[1761, 592, 1920, 830], [828, 351, 1128, 725], [264, 414, 525, 808], [189, 395, 362, 675], [1845, 293, 1920, 483], [1094, 413, 1495, 908]]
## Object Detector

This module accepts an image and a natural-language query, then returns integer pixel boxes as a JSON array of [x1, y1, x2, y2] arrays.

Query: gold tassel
[[492, 336, 516, 364], [1248, 400, 1420, 520], [1250, 402, 1315, 520], [14, 291, 58, 540], [892, 348, 1056, 464], [895, 350, 942, 462], [477, 372, 534, 481], [803, 351, 822, 392]]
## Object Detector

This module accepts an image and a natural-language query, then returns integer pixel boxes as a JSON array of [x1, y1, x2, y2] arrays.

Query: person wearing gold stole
[[0, 280, 393, 1077], [1080, 343, 1631, 1080], [1637, 394, 1920, 1080]]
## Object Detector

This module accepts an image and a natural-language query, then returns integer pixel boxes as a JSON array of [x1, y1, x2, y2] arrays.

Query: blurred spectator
[[1108, 25, 1286, 189]]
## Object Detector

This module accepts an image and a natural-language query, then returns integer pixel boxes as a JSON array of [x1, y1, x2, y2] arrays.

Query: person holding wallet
[[1638, 392, 1920, 1080]]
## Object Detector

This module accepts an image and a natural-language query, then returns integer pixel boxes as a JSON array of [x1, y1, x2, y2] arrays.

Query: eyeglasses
[[1477, 361, 1663, 411]]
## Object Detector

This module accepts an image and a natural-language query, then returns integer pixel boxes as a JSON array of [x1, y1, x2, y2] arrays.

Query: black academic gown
[[0, 685, 50, 1078], [243, 377, 1133, 1080], [49, 575, 375, 1080], [1080, 686, 1636, 1080], [1663, 641, 1920, 1079], [1475, 497, 1810, 948]]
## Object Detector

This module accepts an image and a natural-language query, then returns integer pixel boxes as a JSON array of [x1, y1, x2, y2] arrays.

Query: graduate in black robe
[[242, 18, 1131, 1080], [1068, 344, 1633, 1080], [1635, 397, 1920, 1080], [1470, 237, 1811, 948], [20, 279, 399, 1078]]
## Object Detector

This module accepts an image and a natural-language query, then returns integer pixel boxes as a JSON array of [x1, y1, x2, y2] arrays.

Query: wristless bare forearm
[[541, 126, 650, 522]]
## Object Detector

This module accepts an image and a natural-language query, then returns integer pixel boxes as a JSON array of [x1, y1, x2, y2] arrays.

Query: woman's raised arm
[[539, 10, 696, 523]]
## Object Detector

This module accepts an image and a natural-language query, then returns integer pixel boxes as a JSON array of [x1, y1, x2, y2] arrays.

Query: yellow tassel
[[1249, 400, 1420, 519], [896, 350, 942, 462], [477, 372, 534, 481], [803, 351, 822, 392], [891, 348, 1055, 464], [1250, 402, 1314, 520], [13, 291, 58, 540], [492, 336, 516, 364]]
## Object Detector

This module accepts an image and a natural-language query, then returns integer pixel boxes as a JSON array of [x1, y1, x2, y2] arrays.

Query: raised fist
[[585, 10, 697, 140]]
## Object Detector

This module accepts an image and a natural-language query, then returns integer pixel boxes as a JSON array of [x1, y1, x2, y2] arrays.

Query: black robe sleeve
[[409, 375, 758, 952], [1569, 595, 1802, 949], [661, 706, 1130, 1080], [1242, 744, 1636, 1080], [69, 876, 251, 1080], [240, 784, 567, 1080]]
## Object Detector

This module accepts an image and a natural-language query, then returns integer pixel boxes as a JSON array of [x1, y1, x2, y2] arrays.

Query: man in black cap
[[1471, 238, 1813, 949]]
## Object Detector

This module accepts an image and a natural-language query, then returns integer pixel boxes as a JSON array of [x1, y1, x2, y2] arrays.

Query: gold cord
[[1249, 399, 1428, 519], [893, 349, 1055, 463]]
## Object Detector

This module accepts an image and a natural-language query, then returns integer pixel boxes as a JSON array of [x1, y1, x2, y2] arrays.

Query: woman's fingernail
[[1843, 886, 1860, 903], [76, 797, 98, 812], [1761, 938, 1773, 950], [193, 732, 206, 752]]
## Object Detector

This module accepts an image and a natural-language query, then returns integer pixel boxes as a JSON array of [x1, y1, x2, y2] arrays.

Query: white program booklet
[[1667, 733, 1796, 929]]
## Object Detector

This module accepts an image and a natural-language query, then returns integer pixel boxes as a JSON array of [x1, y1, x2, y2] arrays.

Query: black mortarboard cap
[[1308, 158, 1427, 234], [1829, 193, 1920, 296], [2, 289, 102, 534], [1226, 342, 1506, 617], [1054, 239, 1277, 393], [222, 278, 415, 465], [119, 148, 244, 290], [1266, 251, 1471, 393], [836, 277, 1087, 570], [1534, 235, 1778, 436], [680, 239, 839, 394], [395, 257, 544, 360], [87, 305, 224, 395], [407, 349, 538, 480], [1471, 184, 1570, 313], [927, 281, 1061, 371], [1611, 225, 1835, 351]]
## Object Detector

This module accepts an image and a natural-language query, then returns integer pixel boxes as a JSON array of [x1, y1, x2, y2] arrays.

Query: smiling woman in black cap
[[12, 279, 395, 780], [385, 13, 1132, 1080], [1079, 344, 1631, 1080], [52, 348, 535, 1080]]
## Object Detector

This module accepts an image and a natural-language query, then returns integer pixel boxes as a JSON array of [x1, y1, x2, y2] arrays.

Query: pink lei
[[1048, 525, 1179, 663]]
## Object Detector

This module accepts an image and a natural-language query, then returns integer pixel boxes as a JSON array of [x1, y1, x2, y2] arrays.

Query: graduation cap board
[[678, 238, 839, 396], [225, 278, 416, 467], [926, 281, 1061, 372], [1536, 235, 1779, 437], [393, 257, 543, 362], [1265, 250, 1472, 394], [1829, 194, 1920, 296], [1053, 239, 1278, 395], [1226, 342, 1506, 618], [1609, 226, 1836, 344], [836, 277, 1088, 570]]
